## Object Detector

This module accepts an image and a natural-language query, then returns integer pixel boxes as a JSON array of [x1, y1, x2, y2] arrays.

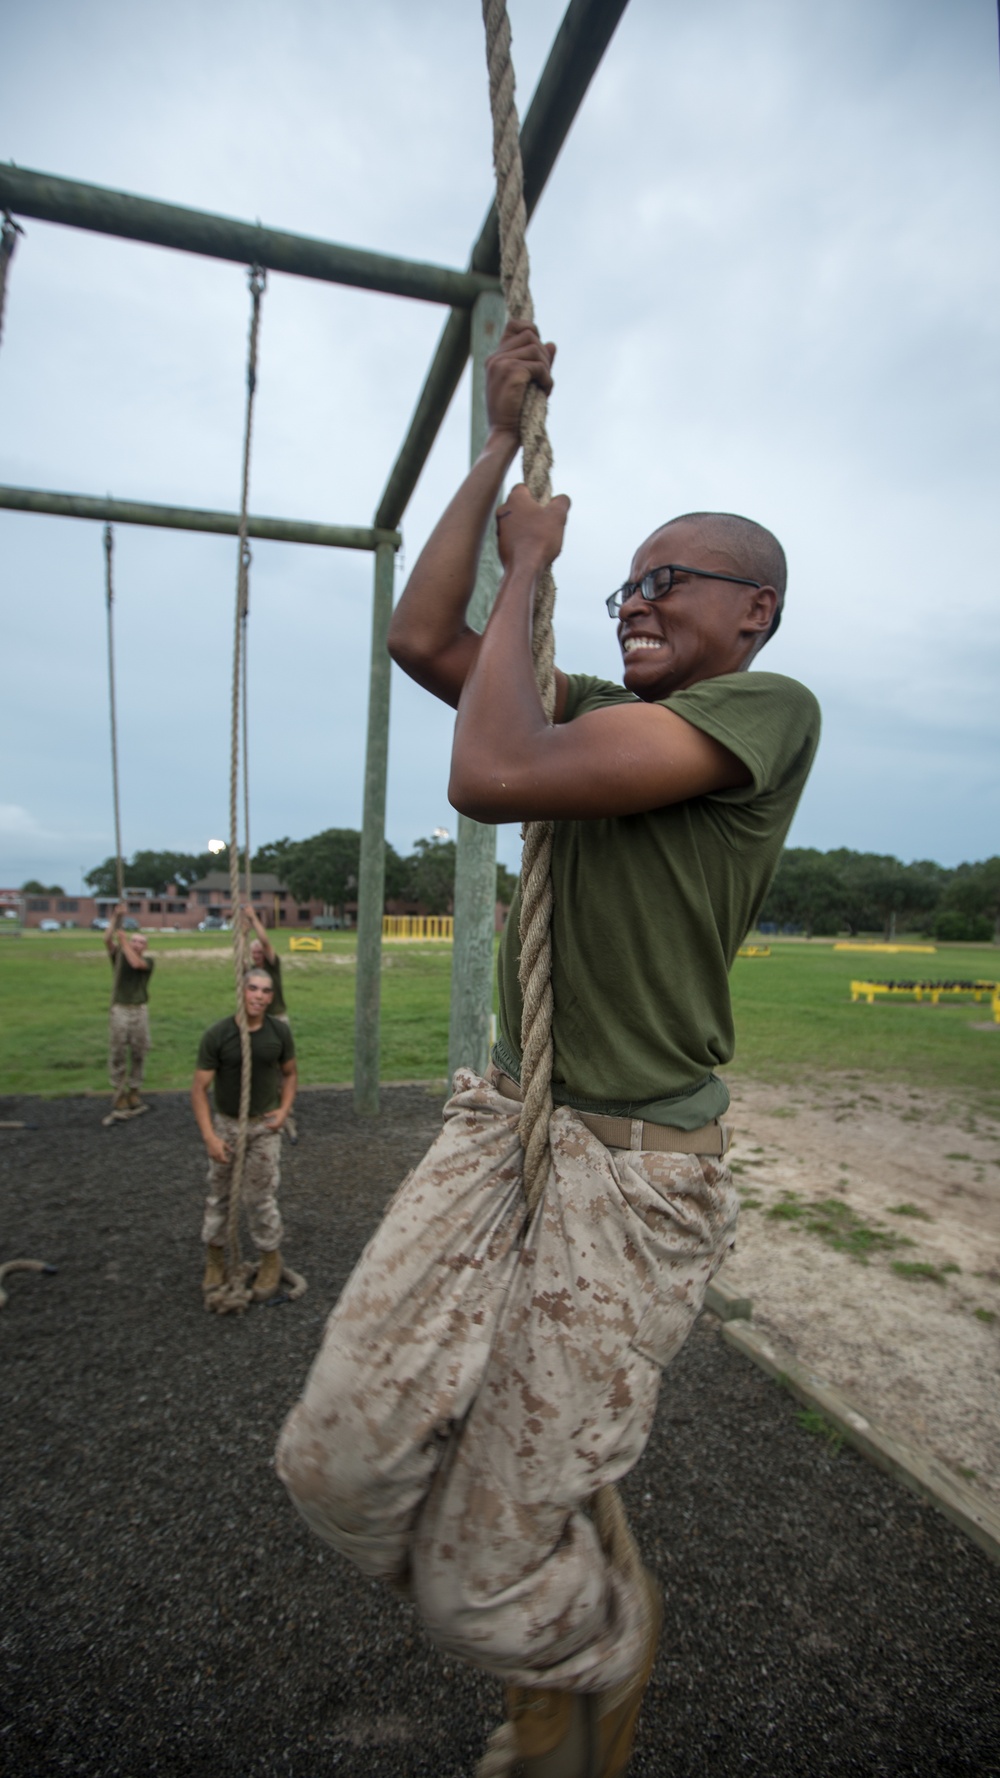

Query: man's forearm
[[449, 554, 549, 817], [387, 427, 518, 701], [279, 1065, 298, 1116], [191, 1080, 216, 1147]]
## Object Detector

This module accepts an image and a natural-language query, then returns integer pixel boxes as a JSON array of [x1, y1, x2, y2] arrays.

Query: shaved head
[[668, 511, 786, 640]]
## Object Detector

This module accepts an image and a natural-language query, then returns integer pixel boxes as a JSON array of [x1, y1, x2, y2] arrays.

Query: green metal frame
[[0, 0, 630, 1112]]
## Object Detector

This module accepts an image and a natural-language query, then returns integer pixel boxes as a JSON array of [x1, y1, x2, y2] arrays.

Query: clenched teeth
[[622, 636, 662, 653]]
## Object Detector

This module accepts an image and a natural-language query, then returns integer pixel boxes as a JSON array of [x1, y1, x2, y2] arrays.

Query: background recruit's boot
[[202, 1246, 226, 1293], [252, 1248, 283, 1300], [127, 1088, 145, 1111]]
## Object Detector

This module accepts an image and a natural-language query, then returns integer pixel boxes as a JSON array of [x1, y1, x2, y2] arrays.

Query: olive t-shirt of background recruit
[[109, 951, 154, 1007], [261, 955, 287, 1017], [197, 1015, 296, 1118], [495, 670, 821, 1129]]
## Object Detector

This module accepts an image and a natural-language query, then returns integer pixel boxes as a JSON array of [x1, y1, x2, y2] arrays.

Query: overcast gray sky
[[2, 0, 998, 894]]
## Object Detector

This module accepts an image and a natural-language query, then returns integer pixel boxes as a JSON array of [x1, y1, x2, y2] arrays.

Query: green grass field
[[1, 929, 998, 1113]]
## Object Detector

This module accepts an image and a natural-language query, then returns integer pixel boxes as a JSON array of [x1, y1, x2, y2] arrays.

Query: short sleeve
[[197, 1023, 223, 1072], [665, 672, 821, 800]]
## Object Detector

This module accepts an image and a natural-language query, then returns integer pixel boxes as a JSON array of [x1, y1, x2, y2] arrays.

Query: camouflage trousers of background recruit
[[108, 1004, 150, 1095], [277, 1068, 738, 1694], [201, 1113, 283, 1252]]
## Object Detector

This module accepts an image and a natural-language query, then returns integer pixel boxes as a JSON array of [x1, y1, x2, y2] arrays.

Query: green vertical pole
[[354, 538, 396, 1114], [448, 288, 507, 1082]]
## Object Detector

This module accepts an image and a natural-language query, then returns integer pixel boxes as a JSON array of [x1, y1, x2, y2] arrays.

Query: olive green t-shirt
[[196, 1015, 295, 1118], [495, 670, 820, 1127], [261, 954, 287, 1017], [110, 951, 154, 1007]]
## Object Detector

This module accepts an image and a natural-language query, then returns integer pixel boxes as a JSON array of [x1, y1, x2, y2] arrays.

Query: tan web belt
[[488, 1067, 732, 1157]]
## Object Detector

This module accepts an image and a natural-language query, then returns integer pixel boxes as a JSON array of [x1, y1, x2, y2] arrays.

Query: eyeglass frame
[[606, 562, 764, 620]]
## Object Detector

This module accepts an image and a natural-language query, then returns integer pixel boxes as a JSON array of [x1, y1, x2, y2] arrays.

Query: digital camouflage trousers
[[108, 1003, 150, 1094], [201, 1113, 283, 1252], [277, 1068, 738, 1693]]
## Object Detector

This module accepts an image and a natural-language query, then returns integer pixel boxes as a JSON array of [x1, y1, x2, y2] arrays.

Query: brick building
[[8, 872, 330, 931]]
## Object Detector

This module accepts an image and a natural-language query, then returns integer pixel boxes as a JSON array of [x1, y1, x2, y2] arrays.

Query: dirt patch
[[721, 1072, 1000, 1503]]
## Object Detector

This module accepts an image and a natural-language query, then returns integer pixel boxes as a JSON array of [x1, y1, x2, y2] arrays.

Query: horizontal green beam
[[0, 165, 501, 310], [0, 484, 399, 551]]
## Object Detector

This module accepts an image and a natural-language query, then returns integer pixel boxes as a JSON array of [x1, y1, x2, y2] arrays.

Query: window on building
[[127, 901, 142, 913], [28, 898, 50, 912], [167, 901, 187, 914], [148, 902, 162, 913], [279, 908, 286, 922], [198, 891, 211, 905], [251, 889, 261, 900], [298, 908, 311, 923], [57, 899, 79, 912]]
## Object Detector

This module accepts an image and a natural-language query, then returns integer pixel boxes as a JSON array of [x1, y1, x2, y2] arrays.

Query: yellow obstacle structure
[[835, 942, 937, 954], [737, 944, 771, 957], [290, 934, 323, 953], [382, 916, 454, 941], [851, 978, 998, 1007]]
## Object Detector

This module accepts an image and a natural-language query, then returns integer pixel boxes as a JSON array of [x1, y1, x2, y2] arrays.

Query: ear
[[743, 584, 779, 637]]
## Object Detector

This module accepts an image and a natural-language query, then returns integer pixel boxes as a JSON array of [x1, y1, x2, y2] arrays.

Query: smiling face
[[249, 938, 264, 966], [244, 969, 274, 1025], [617, 517, 778, 701]]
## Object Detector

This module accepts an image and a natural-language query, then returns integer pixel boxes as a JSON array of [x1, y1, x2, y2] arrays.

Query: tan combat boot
[[202, 1245, 226, 1294], [127, 1088, 148, 1114], [504, 1569, 662, 1777], [252, 1248, 284, 1300]]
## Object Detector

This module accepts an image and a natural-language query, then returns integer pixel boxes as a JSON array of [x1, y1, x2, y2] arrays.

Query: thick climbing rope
[[481, 0, 558, 1211], [0, 211, 24, 351], [477, 6, 646, 1768]]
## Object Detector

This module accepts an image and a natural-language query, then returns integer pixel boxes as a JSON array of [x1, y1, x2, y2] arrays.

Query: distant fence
[[382, 916, 454, 941]]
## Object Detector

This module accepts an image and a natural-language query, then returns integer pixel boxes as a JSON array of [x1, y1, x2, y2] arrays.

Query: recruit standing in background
[[103, 902, 154, 1123]]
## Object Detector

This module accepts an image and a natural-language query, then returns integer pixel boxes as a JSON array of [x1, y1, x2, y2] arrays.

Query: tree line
[[79, 832, 519, 919], [759, 849, 1000, 943], [43, 840, 1000, 941]]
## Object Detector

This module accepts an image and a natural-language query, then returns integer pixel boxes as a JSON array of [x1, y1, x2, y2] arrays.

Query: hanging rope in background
[[104, 524, 126, 905], [209, 265, 267, 1315], [0, 211, 24, 351]]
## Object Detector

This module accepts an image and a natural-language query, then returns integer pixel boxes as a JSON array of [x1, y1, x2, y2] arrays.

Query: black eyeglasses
[[606, 563, 762, 619]]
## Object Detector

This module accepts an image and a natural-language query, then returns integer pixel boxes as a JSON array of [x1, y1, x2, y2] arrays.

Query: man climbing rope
[[103, 902, 153, 1123], [242, 902, 298, 1142], [193, 966, 298, 1302], [277, 322, 820, 1776]]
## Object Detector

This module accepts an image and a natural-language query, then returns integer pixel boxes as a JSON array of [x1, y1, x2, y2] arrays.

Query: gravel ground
[[2, 1086, 999, 1778]]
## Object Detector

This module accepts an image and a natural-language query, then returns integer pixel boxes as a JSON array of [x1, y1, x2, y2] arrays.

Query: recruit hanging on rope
[[202, 265, 306, 1316], [278, 3, 814, 1772]]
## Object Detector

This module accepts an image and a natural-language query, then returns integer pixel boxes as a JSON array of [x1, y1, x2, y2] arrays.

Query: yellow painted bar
[[382, 916, 454, 941], [290, 934, 323, 952]]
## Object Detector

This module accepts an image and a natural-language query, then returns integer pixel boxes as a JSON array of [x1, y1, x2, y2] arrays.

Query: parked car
[[91, 918, 110, 930], [312, 916, 343, 930], [39, 919, 61, 931], [198, 917, 225, 931]]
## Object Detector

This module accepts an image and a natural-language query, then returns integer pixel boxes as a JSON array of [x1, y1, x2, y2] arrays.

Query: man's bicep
[[192, 1067, 215, 1091], [456, 702, 751, 822]]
